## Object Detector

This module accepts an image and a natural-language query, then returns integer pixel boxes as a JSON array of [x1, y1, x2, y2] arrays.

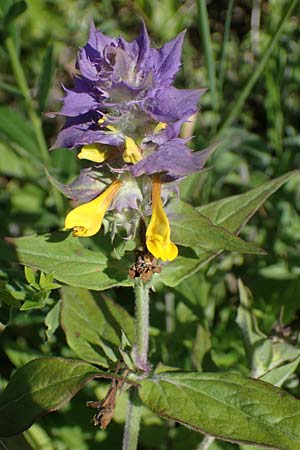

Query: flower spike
[[64, 180, 121, 237], [146, 178, 178, 261]]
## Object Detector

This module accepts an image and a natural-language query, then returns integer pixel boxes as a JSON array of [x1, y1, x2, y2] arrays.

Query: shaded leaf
[[0, 106, 37, 153], [61, 286, 134, 366], [139, 371, 300, 449], [237, 279, 300, 384], [37, 45, 54, 113], [260, 356, 300, 387], [45, 300, 61, 341], [0, 357, 121, 437], [3, 1, 27, 27]]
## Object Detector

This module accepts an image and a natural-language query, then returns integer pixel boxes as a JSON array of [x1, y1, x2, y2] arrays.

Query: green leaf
[[139, 371, 300, 449], [0, 357, 116, 437], [170, 200, 264, 254], [11, 232, 133, 290], [197, 171, 298, 232], [0, 142, 36, 178], [237, 279, 300, 384], [24, 266, 36, 285], [37, 45, 54, 113], [0, 106, 37, 153], [260, 356, 300, 387], [236, 279, 272, 377], [60, 287, 134, 367], [3, 1, 27, 27], [160, 172, 298, 287], [45, 300, 61, 341]]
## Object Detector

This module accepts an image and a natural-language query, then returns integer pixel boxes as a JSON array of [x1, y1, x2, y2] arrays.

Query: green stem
[[197, 435, 215, 450], [134, 278, 150, 372], [122, 278, 150, 450], [122, 388, 142, 450]]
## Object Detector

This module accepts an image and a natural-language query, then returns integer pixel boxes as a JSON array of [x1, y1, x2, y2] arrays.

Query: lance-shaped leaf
[[160, 171, 298, 287], [61, 286, 134, 366], [169, 200, 264, 254], [0, 357, 123, 437], [139, 371, 300, 449], [9, 232, 133, 291]]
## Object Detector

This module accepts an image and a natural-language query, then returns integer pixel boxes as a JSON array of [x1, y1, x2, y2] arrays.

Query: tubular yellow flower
[[64, 180, 121, 237], [146, 178, 178, 261], [77, 144, 109, 163]]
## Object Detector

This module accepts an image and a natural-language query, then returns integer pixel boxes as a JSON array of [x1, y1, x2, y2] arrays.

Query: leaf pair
[[2, 357, 300, 449]]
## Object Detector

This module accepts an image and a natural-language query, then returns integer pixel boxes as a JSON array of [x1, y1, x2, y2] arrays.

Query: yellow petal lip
[[123, 136, 142, 164], [153, 122, 167, 133], [98, 117, 118, 132], [146, 177, 178, 262], [78, 144, 109, 163], [64, 180, 121, 238]]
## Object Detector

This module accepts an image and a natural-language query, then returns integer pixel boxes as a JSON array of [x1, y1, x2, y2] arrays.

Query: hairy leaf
[[139, 371, 300, 449]]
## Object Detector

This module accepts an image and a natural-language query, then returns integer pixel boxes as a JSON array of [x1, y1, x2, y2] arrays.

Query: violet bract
[[52, 21, 211, 262]]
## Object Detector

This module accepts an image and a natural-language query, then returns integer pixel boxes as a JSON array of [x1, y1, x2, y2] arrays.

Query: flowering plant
[[2, 14, 300, 450], [51, 21, 212, 263]]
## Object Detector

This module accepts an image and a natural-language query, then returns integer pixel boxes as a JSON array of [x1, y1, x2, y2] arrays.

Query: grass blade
[[218, 0, 234, 97], [197, 0, 219, 112], [37, 45, 54, 113]]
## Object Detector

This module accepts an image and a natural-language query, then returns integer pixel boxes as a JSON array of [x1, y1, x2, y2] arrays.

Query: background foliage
[[1, 0, 300, 449]]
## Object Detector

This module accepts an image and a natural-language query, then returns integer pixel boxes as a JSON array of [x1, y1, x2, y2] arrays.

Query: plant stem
[[134, 278, 150, 372], [122, 388, 142, 450], [122, 278, 150, 450], [197, 435, 215, 450]]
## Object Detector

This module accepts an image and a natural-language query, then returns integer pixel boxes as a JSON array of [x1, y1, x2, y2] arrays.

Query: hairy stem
[[134, 278, 150, 372], [197, 435, 215, 450], [122, 278, 150, 450], [122, 388, 142, 450]]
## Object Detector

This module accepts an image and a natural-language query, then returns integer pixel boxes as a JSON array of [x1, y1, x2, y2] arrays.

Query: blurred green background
[[1, 0, 300, 449]]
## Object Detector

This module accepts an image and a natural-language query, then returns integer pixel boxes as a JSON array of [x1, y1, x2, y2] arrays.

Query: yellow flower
[[64, 180, 121, 237], [123, 137, 142, 164], [153, 122, 167, 133], [77, 144, 109, 163], [146, 178, 178, 261], [98, 118, 142, 164]]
